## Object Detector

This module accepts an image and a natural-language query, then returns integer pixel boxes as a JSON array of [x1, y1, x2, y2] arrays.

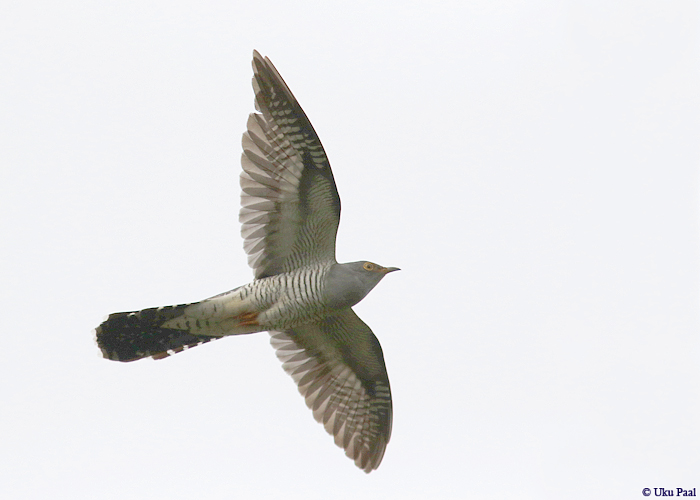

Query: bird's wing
[[240, 51, 340, 279], [270, 309, 392, 473]]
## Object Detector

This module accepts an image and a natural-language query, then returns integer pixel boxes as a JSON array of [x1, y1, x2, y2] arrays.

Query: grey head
[[323, 261, 400, 310]]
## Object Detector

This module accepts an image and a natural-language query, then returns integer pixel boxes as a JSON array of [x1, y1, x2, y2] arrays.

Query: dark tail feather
[[95, 304, 218, 362]]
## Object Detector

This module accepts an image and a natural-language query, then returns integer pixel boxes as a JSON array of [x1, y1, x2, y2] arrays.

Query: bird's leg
[[236, 311, 259, 327]]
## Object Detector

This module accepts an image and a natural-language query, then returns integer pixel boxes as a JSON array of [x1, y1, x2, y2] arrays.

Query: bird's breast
[[251, 264, 334, 329]]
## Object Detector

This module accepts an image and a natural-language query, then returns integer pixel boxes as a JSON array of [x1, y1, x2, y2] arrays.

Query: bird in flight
[[96, 50, 398, 473]]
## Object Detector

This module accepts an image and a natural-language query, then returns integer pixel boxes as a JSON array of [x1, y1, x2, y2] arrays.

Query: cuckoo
[[95, 51, 398, 473]]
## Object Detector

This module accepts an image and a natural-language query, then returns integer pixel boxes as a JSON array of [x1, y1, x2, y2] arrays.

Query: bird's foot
[[236, 311, 259, 327]]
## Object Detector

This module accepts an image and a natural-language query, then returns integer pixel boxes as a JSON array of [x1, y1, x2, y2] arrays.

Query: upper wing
[[240, 51, 341, 279], [270, 309, 392, 473]]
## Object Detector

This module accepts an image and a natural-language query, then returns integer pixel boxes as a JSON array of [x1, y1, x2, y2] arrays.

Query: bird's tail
[[95, 303, 220, 362]]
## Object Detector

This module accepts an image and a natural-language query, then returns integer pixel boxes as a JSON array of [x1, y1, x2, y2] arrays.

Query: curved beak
[[383, 267, 401, 274]]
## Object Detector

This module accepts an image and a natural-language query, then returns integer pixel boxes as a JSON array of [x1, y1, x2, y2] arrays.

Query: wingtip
[[251, 50, 265, 75]]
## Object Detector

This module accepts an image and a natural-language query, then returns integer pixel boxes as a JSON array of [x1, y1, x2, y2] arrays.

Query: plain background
[[1, 1, 698, 499]]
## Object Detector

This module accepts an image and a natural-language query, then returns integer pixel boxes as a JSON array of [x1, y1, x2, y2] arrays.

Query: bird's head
[[358, 261, 401, 277], [323, 261, 400, 310]]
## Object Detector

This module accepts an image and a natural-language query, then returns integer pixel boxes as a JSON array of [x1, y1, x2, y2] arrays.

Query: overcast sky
[[1, 1, 698, 499]]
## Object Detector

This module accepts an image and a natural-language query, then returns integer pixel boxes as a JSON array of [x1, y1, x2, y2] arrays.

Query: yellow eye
[[363, 262, 374, 271]]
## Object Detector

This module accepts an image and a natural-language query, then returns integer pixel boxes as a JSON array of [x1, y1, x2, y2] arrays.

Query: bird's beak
[[383, 267, 401, 274]]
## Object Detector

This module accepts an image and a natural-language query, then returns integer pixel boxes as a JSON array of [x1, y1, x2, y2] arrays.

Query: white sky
[[1, 1, 698, 499]]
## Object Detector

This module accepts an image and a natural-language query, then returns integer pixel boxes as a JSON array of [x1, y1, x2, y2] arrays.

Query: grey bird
[[95, 51, 398, 473]]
